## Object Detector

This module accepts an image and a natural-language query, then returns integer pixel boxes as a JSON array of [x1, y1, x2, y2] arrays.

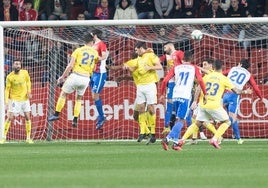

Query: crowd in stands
[[0, 0, 267, 21], [2, 0, 268, 86]]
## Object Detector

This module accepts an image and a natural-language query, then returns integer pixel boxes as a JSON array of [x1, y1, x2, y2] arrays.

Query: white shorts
[[8, 100, 31, 115], [196, 106, 229, 122], [62, 73, 90, 96], [136, 83, 157, 105]]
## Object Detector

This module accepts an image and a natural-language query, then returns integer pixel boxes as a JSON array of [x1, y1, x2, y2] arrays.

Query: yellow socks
[[147, 112, 156, 134], [26, 120, 32, 140], [73, 100, 82, 118], [55, 96, 66, 112], [138, 112, 149, 134], [182, 123, 199, 140], [214, 122, 230, 140], [3, 120, 11, 138], [205, 122, 217, 134]]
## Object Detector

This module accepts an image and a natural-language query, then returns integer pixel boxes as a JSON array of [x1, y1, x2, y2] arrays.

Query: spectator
[[203, 0, 226, 33], [24, 35, 41, 64], [4, 47, 14, 78], [114, 0, 138, 34], [203, 0, 226, 18], [223, 0, 247, 47], [19, 0, 38, 21], [152, 27, 170, 56], [171, 25, 193, 52], [154, 0, 174, 19], [70, 0, 84, 20], [179, 0, 200, 18], [46, 0, 71, 20], [83, 0, 99, 20], [114, 0, 136, 6], [49, 41, 68, 79], [222, 0, 247, 35], [0, 0, 19, 21], [33, 0, 47, 20], [173, 0, 183, 18], [135, 0, 155, 19], [220, 0, 231, 13], [94, 0, 114, 19], [204, 0, 230, 13]]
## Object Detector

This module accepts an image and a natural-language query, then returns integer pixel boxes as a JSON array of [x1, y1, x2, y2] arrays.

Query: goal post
[[1, 18, 268, 142]]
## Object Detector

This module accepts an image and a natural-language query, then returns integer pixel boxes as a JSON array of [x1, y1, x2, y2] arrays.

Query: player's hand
[[159, 95, 165, 104], [190, 101, 198, 110], [57, 76, 65, 86], [27, 93, 32, 99], [244, 88, 253, 94], [203, 95, 207, 105], [143, 65, 151, 71]]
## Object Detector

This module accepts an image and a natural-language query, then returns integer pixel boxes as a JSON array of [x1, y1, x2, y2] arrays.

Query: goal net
[[1, 18, 268, 141]]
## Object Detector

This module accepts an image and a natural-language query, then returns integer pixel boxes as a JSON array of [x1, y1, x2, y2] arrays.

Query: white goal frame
[[1, 17, 268, 139]]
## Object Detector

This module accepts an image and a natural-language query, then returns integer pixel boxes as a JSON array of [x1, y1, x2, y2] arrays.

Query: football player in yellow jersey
[[178, 59, 252, 149], [188, 58, 217, 144], [134, 42, 163, 144], [48, 33, 99, 127], [1, 59, 33, 144], [108, 50, 154, 144]]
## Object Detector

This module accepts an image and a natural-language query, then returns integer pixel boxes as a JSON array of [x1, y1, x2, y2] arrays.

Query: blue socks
[[164, 102, 173, 128], [230, 117, 241, 140], [95, 99, 104, 118], [167, 121, 184, 143]]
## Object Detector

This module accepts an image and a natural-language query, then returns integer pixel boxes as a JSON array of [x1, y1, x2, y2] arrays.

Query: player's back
[[72, 45, 99, 76], [227, 66, 250, 90], [201, 71, 234, 109], [173, 64, 195, 99]]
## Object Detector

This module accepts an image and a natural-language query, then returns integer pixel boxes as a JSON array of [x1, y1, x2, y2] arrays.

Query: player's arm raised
[[57, 56, 75, 85]]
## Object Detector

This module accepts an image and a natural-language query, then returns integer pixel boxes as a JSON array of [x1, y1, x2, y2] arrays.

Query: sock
[[169, 114, 176, 129], [138, 112, 148, 134], [205, 122, 217, 134], [192, 128, 198, 139], [165, 102, 173, 128], [147, 112, 156, 134], [4, 120, 11, 139], [55, 96, 66, 113], [73, 99, 82, 118], [26, 120, 31, 140], [232, 120, 240, 140], [95, 99, 104, 118], [167, 121, 184, 143], [182, 123, 199, 140], [214, 122, 230, 140]]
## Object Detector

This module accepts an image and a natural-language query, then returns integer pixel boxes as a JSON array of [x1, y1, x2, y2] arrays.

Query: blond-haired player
[[1, 59, 33, 144], [48, 33, 99, 127]]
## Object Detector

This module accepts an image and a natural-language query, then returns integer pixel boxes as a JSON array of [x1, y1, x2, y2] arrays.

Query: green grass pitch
[[0, 140, 267, 188]]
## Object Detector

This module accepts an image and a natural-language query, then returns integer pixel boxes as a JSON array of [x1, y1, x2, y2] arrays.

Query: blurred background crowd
[[0, 0, 267, 22]]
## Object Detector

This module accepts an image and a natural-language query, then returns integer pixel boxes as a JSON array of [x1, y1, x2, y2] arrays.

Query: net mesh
[[3, 21, 268, 141]]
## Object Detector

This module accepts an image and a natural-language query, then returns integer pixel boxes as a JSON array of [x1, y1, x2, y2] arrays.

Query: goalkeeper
[[48, 33, 99, 127], [1, 59, 33, 144]]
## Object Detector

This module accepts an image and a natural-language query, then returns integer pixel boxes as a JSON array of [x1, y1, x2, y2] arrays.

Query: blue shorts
[[173, 97, 191, 120], [222, 92, 240, 114], [90, 72, 107, 94]]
